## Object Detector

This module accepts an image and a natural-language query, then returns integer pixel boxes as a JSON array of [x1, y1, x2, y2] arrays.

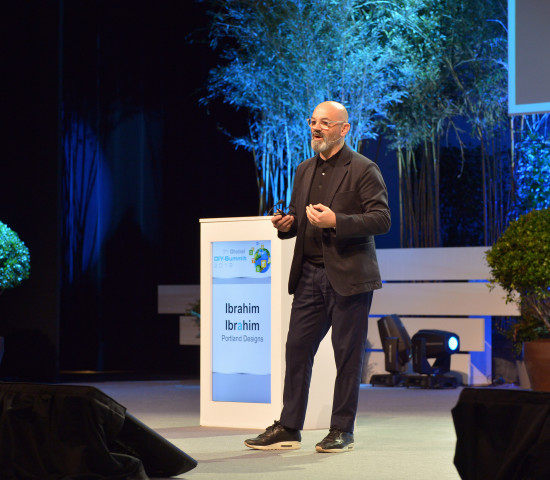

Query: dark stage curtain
[[0, 383, 147, 480], [58, 0, 257, 374], [453, 387, 550, 480]]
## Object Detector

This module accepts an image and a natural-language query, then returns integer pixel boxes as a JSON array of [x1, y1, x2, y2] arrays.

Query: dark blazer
[[280, 143, 391, 296]]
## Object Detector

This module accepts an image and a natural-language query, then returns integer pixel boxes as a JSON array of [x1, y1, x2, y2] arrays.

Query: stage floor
[[72, 378, 472, 480]]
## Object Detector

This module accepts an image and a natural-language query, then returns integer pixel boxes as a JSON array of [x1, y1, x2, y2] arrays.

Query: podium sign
[[211, 240, 272, 403], [200, 217, 336, 430]]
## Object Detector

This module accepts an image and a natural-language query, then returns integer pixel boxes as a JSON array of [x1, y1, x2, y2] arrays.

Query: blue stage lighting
[[448, 336, 459, 352], [407, 329, 461, 389]]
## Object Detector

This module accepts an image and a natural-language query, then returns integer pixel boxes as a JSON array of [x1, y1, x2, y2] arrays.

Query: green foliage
[[513, 133, 550, 216], [0, 221, 31, 292], [386, 0, 508, 147], [495, 316, 550, 357], [384, 0, 509, 246], [202, 0, 414, 213], [202, 0, 511, 246], [487, 209, 550, 301], [486, 208, 550, 341]]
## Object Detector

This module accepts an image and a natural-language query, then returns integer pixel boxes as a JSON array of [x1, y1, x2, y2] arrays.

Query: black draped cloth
[[453, 387, 550, 480], [0, 382, 148, 480]]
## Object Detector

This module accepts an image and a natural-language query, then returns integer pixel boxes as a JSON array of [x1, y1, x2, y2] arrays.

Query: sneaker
[[244, 420, 301, 450], [315, 427, 354, 453]]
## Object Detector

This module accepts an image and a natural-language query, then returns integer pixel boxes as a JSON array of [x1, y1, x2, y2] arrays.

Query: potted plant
[[486, 208, 550, 391], [0, 221, 30, 294]]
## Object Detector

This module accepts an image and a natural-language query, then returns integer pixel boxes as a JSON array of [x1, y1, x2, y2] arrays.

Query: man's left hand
[[306, 203, 336, 228]]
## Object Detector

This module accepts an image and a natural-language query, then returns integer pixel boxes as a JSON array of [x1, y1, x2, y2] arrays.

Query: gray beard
[[311, 136, 340, 154]]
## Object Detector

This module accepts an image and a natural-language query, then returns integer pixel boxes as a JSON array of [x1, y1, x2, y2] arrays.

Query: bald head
[[309, 101, 350, 159], [313, 101, 349, 123]]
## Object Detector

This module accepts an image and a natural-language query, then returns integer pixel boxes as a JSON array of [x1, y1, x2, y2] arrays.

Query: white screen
[[211, 240, 272, 403], [509, 0, 550, 114]]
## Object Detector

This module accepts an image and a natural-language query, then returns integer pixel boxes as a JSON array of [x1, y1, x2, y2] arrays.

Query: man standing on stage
[[244, 101, 391, 453]]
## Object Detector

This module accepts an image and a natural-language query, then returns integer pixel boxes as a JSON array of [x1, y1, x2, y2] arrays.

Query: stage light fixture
[[406, 329, 460, 389], [370, 315, 412, 387]]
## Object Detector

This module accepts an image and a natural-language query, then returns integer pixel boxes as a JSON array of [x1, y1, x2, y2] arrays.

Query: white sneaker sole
[[244, 441, 301, 450], [315, 443, 354, 453]]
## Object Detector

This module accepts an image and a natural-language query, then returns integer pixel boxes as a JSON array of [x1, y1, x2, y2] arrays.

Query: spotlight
[[370, 315, 412, 387], [406, 329, 460, 389]]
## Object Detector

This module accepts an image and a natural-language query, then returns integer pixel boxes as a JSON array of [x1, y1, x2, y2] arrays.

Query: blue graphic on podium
[[253, 246, 271, 273]]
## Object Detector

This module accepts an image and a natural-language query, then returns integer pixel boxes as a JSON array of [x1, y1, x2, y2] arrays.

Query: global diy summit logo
[[250, 244, 270, 273]]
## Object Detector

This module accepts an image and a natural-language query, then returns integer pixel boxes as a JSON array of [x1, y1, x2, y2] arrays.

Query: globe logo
[[253, 246, 271, 273]]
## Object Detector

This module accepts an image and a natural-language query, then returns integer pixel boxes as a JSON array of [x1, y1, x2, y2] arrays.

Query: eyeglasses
[[307, 118, 346, 130]]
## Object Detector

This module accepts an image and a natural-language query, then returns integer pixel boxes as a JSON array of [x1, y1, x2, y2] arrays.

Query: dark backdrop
[[0, 0, 258, 380], [0, 2, 62, 381], [0, 1, 401, 381]]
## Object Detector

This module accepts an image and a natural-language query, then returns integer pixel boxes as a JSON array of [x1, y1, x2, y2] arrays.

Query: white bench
[[366, 246, 519, 385]]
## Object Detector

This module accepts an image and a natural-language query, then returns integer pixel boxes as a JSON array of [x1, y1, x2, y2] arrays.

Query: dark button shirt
[[303, 148, 342, 266]]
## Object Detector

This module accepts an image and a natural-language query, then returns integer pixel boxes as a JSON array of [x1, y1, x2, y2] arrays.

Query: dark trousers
[[280, 262, 373, 432]]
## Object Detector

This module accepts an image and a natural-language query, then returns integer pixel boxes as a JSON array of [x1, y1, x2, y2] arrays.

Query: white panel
[[370, 282, 518, 316], [200, 217, 284, 428], [377, 246, 492, 280], [158, 284, 200, 314], [508, 0, 550, 115], [367, 317, 486, 351]]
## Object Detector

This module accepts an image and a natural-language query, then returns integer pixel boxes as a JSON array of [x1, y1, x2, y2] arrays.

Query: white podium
[[199, 216, 336, 430]]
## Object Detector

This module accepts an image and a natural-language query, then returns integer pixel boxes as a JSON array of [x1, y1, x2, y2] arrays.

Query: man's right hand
[[272, 213, 294, 232]]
